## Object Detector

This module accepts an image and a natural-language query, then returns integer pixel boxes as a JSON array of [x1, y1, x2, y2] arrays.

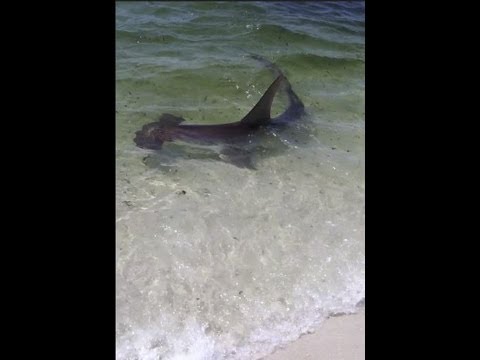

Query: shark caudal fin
[[248, 54, 305, 118], [240, 75, 285, 127]]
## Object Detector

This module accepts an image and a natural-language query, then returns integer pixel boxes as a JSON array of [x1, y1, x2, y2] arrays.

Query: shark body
[[134, 56, 306, 168]]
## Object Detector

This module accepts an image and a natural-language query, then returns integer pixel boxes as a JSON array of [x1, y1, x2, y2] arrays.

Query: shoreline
[[263, 310, 365, 360]]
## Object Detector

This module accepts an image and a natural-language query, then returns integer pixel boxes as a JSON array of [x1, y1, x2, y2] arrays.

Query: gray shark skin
[[134, 56, 306, 169]]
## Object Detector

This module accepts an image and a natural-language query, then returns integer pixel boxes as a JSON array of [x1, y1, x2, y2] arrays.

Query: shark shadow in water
[[134, 56, 308, 169]]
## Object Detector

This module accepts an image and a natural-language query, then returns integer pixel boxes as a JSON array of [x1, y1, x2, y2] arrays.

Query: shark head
[[134, 114, 186, 150]]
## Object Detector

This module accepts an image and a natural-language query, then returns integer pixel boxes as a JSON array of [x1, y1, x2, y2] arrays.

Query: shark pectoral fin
[[219, 146, 256, 170], [157, 113, 186, 126], [240, 75, 285, 126]]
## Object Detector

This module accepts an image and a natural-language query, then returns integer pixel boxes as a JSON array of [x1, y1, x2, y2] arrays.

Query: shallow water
[[116, 2, 364, 359]]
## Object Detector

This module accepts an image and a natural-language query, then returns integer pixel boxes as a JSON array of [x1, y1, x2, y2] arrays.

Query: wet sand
[[264, 311, 365, 360]]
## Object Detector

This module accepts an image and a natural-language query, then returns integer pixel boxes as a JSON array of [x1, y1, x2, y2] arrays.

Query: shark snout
[[134, 130, 164, 150]]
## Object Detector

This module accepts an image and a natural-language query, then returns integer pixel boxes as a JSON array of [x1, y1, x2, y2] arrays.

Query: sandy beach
[[264, 310, 365, 360]]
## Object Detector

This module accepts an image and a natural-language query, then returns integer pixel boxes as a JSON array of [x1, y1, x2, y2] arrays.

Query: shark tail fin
[[248, 54, 305, 115], [247, 53, 285, 78]]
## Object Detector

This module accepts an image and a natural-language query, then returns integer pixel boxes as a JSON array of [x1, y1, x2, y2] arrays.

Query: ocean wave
[[116, 30, 179, 45], [252, 23, 363, 50], [278, 52, 364, 70]]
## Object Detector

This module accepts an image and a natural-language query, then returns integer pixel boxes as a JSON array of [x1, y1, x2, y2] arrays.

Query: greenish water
[[116, 2, 364, 359]]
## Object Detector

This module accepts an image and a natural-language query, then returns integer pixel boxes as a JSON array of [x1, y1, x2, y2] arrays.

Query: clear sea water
[[116, 2, 364, 359]]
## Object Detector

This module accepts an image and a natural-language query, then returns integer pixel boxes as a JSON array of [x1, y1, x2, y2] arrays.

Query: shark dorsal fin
[[240, 75, 284, 126]]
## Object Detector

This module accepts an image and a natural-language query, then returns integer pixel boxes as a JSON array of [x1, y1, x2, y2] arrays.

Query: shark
[[134, 55, 307, 169]]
